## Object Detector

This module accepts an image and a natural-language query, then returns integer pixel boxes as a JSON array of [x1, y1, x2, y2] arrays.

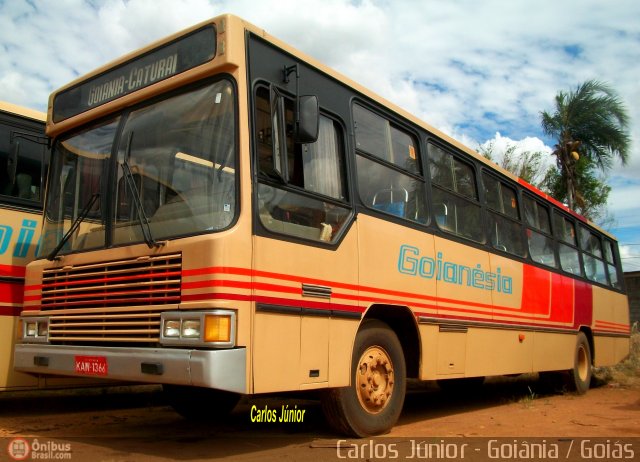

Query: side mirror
[[296, 95, 319, 144]]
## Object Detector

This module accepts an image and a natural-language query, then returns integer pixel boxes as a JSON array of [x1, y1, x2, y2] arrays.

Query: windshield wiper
[[47, 193, 100, 261], [121, 131, 163, 249]]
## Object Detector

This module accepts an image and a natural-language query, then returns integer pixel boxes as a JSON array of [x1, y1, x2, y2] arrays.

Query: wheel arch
[[361, 304, 420, 378]]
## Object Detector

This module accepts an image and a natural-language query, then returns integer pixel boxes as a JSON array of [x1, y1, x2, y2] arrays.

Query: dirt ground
[[0, 375, 638, 461]]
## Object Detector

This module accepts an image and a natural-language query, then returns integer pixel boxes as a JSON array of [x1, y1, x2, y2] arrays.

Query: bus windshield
[[39, 79, 237, 258]]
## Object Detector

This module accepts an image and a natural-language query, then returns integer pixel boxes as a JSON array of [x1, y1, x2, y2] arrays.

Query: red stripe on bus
[[19, 261, 604, 331], [0, 281, 24, 304], [181, 291, 364, 314], [182, 264, 578, 320], [594, 320, 630, 333], [0, 305, 22, 317], [0, 264, 26, 278], [415, 310, 576, 331], [183, 266, 362, 293], [23, 294, 42, 302], [41, 270, 182, 289], [253, 295, 364, 314], [595, 320, 630, 329], [40, 296, 181, 309], [184, 284, 569, 325]]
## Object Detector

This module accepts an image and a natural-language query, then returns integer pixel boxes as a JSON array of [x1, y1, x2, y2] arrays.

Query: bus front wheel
[[321, 320, 406, 437], [568, 332, 592, 395]]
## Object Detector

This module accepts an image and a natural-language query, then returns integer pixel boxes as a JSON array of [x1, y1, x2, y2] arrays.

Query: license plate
[[74, 355, 108, 376]]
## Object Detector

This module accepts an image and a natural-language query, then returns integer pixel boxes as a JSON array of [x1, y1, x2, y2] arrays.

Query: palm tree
[[540, 79, 630, 210]]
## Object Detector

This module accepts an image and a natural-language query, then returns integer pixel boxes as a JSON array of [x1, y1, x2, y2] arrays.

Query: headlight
[[163, 320, 181, 338], [182, 319, 201, 338], [26, 322, 38, 337], [20, 316, 49, 343], [160, 310, 235, 347]]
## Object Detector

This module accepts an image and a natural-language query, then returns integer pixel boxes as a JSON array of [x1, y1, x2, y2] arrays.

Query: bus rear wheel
[[321, 320, 406, 437], [163, 384, 240, 421], [568, 332, 592, 395]]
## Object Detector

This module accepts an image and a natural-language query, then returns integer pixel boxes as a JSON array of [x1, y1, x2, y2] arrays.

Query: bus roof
[[0, 101, 46, 122]]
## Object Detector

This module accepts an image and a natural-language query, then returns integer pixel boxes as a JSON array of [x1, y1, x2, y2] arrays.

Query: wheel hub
[[356, 346, 394, 414]]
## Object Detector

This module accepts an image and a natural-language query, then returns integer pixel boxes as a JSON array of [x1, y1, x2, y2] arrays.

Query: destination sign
[[53, 25, 216, 122]]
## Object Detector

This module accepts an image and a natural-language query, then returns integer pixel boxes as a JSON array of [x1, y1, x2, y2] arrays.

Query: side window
[[523, 195, 556, 267], [604, 239, 621, 289], [354, 104, 426, 224], [429, 143, 482, 242], [554, 212, 581, 276], [483, 173, 525, 257], [255, 85, 350, 243], [579, 226, 608, 284], [579, 226, 602, 258], [0, 116, 47, 203]]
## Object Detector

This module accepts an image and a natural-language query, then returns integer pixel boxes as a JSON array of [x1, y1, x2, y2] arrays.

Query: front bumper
[[14, 344, 246, 394]]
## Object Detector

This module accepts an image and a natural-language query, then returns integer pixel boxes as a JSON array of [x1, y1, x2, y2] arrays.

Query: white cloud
[[619, 244, 640, 272]]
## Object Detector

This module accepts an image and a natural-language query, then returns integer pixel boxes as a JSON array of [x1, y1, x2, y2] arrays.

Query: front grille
[[48, 310, 163, 343], [41, 253, 181, 344]]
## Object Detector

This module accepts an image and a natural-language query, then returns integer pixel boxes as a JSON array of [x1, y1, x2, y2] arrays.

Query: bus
[[14, 15, 630, 435], [0, 101, 49, 390], [1, 103, 109, 393]]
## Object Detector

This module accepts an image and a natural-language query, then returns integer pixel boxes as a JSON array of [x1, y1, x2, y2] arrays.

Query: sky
[[1, 0, 639, 270]]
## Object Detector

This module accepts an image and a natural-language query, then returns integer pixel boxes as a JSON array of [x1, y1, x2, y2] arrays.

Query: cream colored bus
[[0, 101, 48, 390], [14, 15, 630, 435]]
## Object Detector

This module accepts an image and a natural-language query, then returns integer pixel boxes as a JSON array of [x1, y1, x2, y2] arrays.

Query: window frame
[[578, 224, 609, 285], [428, 141, 484, 243], [482, 171, 526, 257], [522, 193, 557, 268], [353, 101, 428, 225], [253, 82, 353, 245], [553, 210, 583, 277], [0, 112, 49, 209], [603, 237, 622, 289]]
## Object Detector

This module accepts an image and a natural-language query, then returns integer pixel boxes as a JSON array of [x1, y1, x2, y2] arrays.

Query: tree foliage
[[478, 142, 547, 188], [541, 156, 611, 223], [540, 80, 630, 211]]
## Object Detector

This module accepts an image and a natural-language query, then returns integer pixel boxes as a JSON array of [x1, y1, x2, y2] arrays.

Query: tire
[[321, 319, 406, 437], [568, 332, 592, 395], [163, 385, 241, 421]]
